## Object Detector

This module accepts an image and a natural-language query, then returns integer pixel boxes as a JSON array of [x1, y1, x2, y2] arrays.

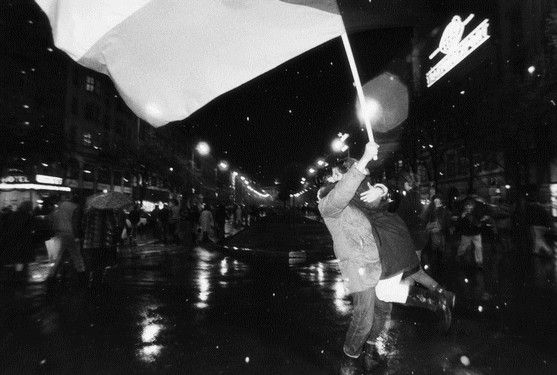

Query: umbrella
[[356, 72, 409, 133], [86, 192, 133, 210], [35, 0, 345, 127]]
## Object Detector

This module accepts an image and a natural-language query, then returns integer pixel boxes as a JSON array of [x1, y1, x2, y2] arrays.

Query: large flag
[[36, 0, 345, 127]]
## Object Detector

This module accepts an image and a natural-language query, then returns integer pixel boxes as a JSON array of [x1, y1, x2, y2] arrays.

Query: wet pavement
[[1, 218, 557, 374]]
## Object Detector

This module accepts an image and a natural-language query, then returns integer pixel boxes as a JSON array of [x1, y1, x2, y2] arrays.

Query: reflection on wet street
[[1, 240, 557, 374]]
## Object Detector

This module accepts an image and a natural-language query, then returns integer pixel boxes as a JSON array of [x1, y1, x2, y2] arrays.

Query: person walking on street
[[199, 203, 214, 242], [128, 203, 141, 246], [168, 199, 180, 244], [82, 207, 124, 289], [456, 198, 486, 267], [46, 195, 87, 289], [159, 203, 170, 244], [423, 195, 452, 270], [318, 142, 391, 375], [524, 194, 553, 257]]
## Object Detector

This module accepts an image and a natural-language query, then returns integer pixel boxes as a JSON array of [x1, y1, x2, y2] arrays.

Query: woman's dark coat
[[349, 179, 420, 279]]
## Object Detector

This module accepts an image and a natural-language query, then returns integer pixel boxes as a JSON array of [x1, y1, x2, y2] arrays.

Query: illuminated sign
[[35, 174, 63, 185], [0, 183, 70, 192], [426, 14, 490, 87], [1, 175, 30, 184]]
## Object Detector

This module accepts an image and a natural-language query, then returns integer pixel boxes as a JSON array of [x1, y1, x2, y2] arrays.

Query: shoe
[[339, 354, 361, 375], [362, 343, 386, 373], [405, 285, 452, 333]]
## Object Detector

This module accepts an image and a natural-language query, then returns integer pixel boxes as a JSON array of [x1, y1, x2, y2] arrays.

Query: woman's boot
[[362, 342, 386, 373], [339, 354, 360, 375], [405, 285, 452, 333]]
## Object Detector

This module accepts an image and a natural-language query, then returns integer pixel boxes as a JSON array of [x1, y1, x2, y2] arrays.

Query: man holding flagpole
[[318, 141, 389, 374]]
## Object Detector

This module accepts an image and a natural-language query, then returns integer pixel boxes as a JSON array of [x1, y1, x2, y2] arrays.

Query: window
[[86, 76, 95, 92]]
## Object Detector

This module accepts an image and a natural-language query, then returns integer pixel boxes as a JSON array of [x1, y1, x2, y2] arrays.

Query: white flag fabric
[[36, 0, 344, 127]]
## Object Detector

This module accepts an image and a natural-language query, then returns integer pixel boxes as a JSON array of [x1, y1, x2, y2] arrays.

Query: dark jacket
[[424, 205, 452, 235], [82, 209, 122, 250], [350, 179, 420, 279], [396, 189, 428, 250], [458, 211, 482, 236]]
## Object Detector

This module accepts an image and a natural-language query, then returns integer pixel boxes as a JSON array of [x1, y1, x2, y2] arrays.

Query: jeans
[[457, 234, 483, 264], [47, 233, 85, 278], [343, 287, 392, 358]]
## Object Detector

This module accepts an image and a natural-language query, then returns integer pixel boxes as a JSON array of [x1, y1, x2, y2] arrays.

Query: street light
[[358, 97, 382, 125], [308, 168, 316, 175], [331, 139, 344, 153], [331, 133, 349, 153], [196, 141, 210, 156], [218, 161, 229, 171]]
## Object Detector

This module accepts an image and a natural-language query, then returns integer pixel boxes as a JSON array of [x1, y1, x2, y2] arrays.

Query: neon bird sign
[[426, 14, 490, 87]]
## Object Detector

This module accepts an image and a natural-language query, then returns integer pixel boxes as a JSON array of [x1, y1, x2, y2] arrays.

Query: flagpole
[[340, 33, 377, 159]]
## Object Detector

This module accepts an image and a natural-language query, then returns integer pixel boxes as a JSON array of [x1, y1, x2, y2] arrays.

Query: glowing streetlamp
[[218, 161, 229, 171], [358, 98, 382, 125], [308, 168, 316, 175], [317, 159, 325, 167], [528, 65, 536, 74], [196, 141, 210, 156], [331, 139, 344, 153], [331, 133, 349, 153]]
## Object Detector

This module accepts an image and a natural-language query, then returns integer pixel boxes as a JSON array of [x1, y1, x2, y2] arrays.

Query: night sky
[[2, 0, 500, 186], [176, 27, 413, 184]]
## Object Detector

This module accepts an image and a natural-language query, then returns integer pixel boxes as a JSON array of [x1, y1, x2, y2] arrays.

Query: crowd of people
[[124, 200, 261, 246], [0, 191, 263, 291]]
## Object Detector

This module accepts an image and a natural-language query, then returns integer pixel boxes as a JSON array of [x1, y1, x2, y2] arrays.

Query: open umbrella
[[356, 72, 409, 133], [86, 192, 133, 210]]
